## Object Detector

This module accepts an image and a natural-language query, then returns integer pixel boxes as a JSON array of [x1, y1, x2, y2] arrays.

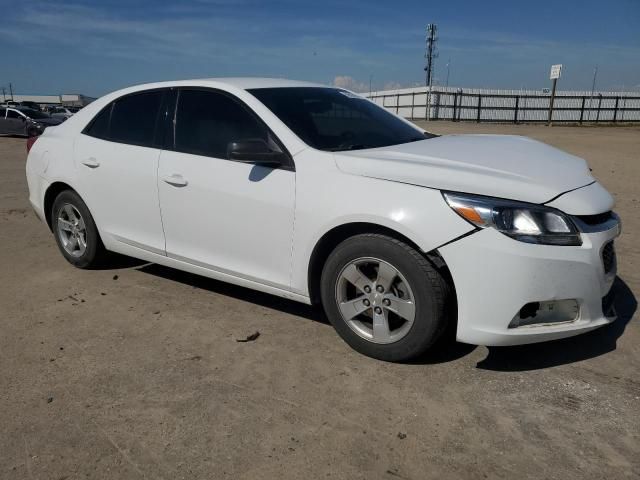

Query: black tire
[[51, 190, 106, 269], [320, 234, 450, 362]]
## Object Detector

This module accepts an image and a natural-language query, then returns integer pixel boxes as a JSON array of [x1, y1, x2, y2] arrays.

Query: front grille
[[577, 211, 614, 226], [602, 241, 616, 274]]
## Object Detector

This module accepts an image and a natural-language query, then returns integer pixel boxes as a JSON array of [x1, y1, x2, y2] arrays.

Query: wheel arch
[[307, 222, 456, 307], [43, 181, 78, 231]]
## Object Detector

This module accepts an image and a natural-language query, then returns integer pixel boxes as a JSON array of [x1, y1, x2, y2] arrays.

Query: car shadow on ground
[[136, 262, 478, 363], [137, 263, 327, 325], [475, 277, 636, 372]]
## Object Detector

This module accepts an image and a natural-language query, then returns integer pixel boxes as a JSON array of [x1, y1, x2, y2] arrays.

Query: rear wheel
[[52, 190, 106, 268], [321, 234, 450, 362]]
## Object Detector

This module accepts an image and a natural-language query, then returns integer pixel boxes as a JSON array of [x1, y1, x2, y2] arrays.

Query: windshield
[[19, 108, 50, 119], [248, 87, 434, 152]]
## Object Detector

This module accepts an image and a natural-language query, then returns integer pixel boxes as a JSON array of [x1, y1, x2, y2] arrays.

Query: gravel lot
[[1, 124, 638, 479]]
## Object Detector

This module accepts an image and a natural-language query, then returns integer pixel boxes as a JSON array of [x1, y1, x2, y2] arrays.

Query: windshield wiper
[[326, 144, 366, 152]]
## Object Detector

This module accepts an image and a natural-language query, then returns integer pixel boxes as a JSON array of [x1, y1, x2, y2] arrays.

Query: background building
[[1, 93, 95, 107]]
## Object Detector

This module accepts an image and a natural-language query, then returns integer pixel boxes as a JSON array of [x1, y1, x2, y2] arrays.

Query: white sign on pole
[[550, 64, 562, 80]]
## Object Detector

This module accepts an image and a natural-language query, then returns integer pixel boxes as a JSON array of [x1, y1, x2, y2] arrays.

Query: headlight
[[443, 192, 582, 246]]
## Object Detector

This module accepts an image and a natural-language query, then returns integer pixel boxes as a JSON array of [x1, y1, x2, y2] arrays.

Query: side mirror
[[227, 139, 286, 167]]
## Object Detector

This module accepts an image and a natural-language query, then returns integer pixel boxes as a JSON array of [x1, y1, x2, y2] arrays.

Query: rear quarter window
[[82, 90, 165, 147], [84, 105, 112, 140]]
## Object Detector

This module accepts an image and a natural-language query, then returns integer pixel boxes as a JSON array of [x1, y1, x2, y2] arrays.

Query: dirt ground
[[1, 123, 638, 479]]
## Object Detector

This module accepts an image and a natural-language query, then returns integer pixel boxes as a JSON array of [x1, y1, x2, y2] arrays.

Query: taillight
[[26, 135, 39, 154]]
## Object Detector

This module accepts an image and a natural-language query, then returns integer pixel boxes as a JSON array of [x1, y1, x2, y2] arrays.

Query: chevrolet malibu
[[26, 78, 621, 362]]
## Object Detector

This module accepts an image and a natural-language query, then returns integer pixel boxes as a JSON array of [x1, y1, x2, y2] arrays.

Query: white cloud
[[333, 76, 369, 92]]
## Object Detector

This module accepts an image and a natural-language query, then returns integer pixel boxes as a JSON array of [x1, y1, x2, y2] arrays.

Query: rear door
[[74, 89, 168, 254]]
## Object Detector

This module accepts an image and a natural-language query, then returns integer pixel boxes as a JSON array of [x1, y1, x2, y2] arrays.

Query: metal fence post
[[410, 92, 415, 119], [613, 96, 619, 122], [596, 94, 602, 123], [452, 91, 458, 122], [395, 94, 400, 114], [514, 95, 519, 124], [579, 96, 585, 124], [477, 95, 482, 123]]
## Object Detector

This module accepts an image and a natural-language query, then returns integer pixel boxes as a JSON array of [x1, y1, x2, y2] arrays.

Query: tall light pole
[[445, 58, 450, 88], [424, 24, 438, 121], [588, 66, 598, 121]]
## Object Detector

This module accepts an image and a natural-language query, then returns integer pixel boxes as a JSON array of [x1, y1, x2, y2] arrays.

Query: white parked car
[[48, 106, 77, 119], [26, 78, 620, 361]]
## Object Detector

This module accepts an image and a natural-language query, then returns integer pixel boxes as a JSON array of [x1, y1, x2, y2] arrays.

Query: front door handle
[[162, 174, 188, 187], [81, 158, 100, 168]]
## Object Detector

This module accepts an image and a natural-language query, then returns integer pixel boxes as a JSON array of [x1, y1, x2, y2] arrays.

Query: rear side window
[[85, 105, 111, 139], [110, 91, 163, 147], [7, 110, 21, 119], [174, 89, 268, 159]]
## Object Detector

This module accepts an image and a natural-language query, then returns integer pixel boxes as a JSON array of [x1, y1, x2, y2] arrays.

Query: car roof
[[199, 77, 326, 89], [117, 77, 328, 94]]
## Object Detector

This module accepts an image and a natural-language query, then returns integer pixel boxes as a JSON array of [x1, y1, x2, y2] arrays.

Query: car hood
[[334, 134, 596, 204]]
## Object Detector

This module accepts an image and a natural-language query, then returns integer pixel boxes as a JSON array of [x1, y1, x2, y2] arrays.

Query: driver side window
[[174, 89, 268, 159]]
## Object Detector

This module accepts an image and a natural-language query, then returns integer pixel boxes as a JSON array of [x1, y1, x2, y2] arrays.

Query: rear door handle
[[162, 174, 188, 187], [81, 158, 100, 168]]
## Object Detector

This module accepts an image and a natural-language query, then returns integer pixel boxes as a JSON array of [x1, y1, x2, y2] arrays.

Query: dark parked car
[[0, 107, 63, 137], [19, 101, 42, 111]]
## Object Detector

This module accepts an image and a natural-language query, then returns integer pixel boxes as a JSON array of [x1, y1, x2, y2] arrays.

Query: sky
[[1, 0, 638, 97]]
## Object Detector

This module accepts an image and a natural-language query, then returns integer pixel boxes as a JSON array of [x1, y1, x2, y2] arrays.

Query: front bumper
[[439, 218, 620, 346]]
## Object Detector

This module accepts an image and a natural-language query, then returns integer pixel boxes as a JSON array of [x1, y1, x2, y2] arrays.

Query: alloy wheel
[[335, 257, 416, 344], [57, 204, 87, 257]]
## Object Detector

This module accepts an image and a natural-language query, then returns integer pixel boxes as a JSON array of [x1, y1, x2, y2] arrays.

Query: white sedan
[[26, 78, 620, 362]]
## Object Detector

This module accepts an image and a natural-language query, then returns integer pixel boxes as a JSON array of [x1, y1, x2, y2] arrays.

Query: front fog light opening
[[509, 299, 580, 328]]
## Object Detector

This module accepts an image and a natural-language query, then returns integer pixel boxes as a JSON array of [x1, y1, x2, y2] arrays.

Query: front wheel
[[320, 234, 451, 362]]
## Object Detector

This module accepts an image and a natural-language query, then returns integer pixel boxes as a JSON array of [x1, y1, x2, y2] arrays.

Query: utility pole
[[588, 66, 598, 121], [424, 24, 438, 121], [9, 83, 15, 101], [1, 87, 5, 102]]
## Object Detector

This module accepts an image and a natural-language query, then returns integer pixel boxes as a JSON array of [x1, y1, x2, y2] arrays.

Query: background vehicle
[[48, 106, 76, 119], [19, 101, 42, 111], [0, 107, 63, 136], [25, 78, 620, 362]]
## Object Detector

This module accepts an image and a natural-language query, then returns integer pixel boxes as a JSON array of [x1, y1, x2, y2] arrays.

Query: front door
[[157, 89, 295, 289]]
